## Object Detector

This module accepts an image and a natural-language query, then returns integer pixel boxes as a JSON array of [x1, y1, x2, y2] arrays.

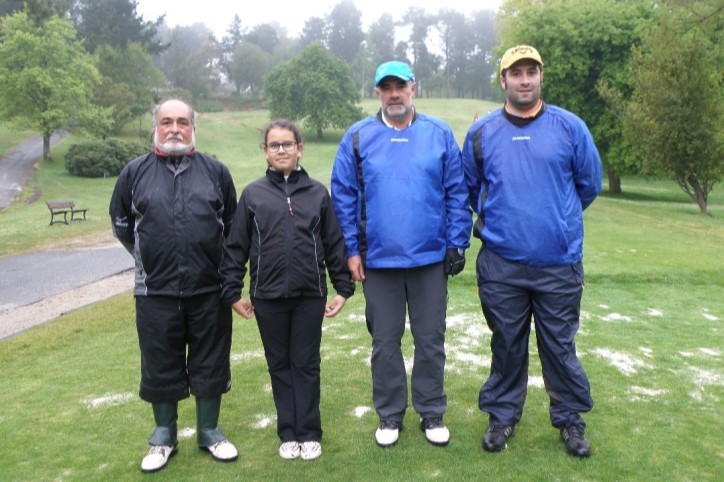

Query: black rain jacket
[[220, 167, 354, 304], [109, 151, 237, 297]]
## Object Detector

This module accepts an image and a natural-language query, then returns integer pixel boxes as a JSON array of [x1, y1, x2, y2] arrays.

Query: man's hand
[[231, 298, 255, 319], [348, 255, 366, 282], [445, 248, 466, 276]]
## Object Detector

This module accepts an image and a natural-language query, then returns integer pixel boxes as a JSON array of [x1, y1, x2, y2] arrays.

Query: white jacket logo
[[512, 136, 531, 141], [391, 138, 409, 142]]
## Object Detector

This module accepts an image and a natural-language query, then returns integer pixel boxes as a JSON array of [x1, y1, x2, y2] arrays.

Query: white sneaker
[[420, 417, 450, 446], [375, 420, 402, 447], [279, 441, 300, 459], [300, 441, 322, 460], [205, 440, 238, 462], [141, 444, 177, 473]]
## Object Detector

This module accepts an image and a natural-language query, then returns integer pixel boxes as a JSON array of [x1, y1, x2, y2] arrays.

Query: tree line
[[0, 0, 723, 212]]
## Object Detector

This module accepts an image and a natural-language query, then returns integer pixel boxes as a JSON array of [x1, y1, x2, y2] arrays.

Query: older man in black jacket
[[109, 99, 238, 473]]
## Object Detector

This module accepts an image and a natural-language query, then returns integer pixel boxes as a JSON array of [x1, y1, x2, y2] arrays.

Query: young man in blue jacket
[[462, 46, 602, 457], [331, 61, 472, 448]]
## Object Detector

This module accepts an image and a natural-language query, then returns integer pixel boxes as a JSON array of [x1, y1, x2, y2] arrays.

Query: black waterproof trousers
[[252, 296, 326, 443], [135, 291, 233, 403]]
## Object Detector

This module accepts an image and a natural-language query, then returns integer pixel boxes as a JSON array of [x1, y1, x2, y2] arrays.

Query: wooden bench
[[46, 200, 89, 226]]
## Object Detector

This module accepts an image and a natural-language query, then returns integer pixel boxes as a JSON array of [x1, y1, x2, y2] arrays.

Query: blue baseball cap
[[374, 61, 415, 86]]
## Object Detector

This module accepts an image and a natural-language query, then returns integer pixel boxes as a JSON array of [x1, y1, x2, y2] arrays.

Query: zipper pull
[[287, 197, 294, 216]]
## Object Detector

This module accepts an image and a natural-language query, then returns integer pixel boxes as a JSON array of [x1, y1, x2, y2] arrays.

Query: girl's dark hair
[[261, 119, 302, 148]]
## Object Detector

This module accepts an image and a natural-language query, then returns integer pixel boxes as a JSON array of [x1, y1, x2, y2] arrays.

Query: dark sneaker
[[482, 424, 515, 452], [561, 425, 591, 457], [375, 420, 403, 447], [419, 417, 450, 446]]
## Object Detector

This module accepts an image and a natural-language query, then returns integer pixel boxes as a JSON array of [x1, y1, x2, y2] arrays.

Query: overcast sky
[[134, 0, 504, 39]]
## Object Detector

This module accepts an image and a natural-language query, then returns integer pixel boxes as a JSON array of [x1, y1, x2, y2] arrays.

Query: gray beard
[[155, 132, 195, 156]]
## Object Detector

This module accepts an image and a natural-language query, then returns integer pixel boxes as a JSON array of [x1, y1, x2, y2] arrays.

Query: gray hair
[[152, 99, 196, 128]]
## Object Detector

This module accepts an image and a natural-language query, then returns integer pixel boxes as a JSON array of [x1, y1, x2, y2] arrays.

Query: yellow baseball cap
[[500, 45, 544, 75]]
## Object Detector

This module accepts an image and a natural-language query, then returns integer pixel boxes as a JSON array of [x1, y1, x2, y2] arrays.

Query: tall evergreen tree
[[70, 0, 165, 54]]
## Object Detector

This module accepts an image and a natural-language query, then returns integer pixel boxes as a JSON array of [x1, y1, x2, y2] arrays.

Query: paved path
[[0, 132, 67, 210], [0, 246, 134, 309], [0, 132, 135, 340]]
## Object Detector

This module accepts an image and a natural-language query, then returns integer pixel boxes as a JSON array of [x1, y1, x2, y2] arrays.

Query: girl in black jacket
[[221, 119, 354, 461]]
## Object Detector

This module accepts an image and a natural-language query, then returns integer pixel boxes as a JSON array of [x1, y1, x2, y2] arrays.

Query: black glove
[[445, 248, 466, 276]]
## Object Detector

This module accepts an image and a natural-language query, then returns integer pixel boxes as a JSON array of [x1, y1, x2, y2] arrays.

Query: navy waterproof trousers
[[476, 248, 593, 429]]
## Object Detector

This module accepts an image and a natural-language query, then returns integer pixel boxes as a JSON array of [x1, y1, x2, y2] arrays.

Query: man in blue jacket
[[332, 61, 472, 448], [462, 46, 602, 457]]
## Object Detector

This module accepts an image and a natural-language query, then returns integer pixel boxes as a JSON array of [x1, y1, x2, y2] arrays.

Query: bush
[[65, 139, 149, 178]]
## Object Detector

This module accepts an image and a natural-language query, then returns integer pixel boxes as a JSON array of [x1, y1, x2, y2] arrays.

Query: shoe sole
[[141, 446, 178, 473], [482, 442, 507, 452], [426, 438, 449, 447]]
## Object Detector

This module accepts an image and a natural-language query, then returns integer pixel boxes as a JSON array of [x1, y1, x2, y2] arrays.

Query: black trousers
[[252, 296, 326, 443], [135, 291, 233, 403], [476, 248, 593, 429]]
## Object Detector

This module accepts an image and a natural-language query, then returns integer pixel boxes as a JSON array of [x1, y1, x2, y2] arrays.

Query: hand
[[324, 294, 347, 318], [231, 298, 255, 319], [445, 248, 466, 276], [348, 255, 365, 282]]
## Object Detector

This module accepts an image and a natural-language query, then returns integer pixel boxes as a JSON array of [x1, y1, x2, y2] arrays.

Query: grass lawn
[[1, 100, 723, 481], [0, 124, 38, 156]]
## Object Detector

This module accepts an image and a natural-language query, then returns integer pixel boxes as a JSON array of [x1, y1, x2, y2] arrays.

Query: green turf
[[1, 101, 723, 480]]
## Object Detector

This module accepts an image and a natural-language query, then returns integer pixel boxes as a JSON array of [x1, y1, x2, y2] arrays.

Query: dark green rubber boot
[[148, 403, 178, 447], [196, 397, 226, 447]]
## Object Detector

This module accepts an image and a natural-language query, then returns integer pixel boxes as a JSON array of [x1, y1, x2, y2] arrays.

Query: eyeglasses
[[265, 141, 297, 153]]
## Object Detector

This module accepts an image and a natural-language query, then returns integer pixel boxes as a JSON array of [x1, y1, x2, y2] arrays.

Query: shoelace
[[490, 425, 513, 436], [379, 420, 400, 430], [281, 442, 298, 452], [563, 425, 584, 441], [148, 445, 171, 455], [302, 441, 320, 452], [423, 417, 444, 429]]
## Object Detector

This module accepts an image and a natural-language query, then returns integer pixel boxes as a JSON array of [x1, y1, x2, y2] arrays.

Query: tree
[[0, 0, 24, 17], [157, 23, 220, 104], [94, 43, 165, 135], [469, 9, 497, 100], [496, 0, 656, 193], [22, 0, 72, 24], [264, 43, 364, 139], [368, 13, 396, 61], [220, 14, 246, 91], [0, 12, 110, 160], [327, 0, 364, 63], [435, 9, 471, 98], [400, 7, 438, 97], [244, 23, 279, 55], [70, 0, 165, 54], [300, 16, 327, 49], [623, 5, 724, 213], [229, 42, 269, 94]]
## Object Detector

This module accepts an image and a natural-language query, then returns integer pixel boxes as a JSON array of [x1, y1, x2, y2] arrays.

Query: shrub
[[65, 139, 149, 178]]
